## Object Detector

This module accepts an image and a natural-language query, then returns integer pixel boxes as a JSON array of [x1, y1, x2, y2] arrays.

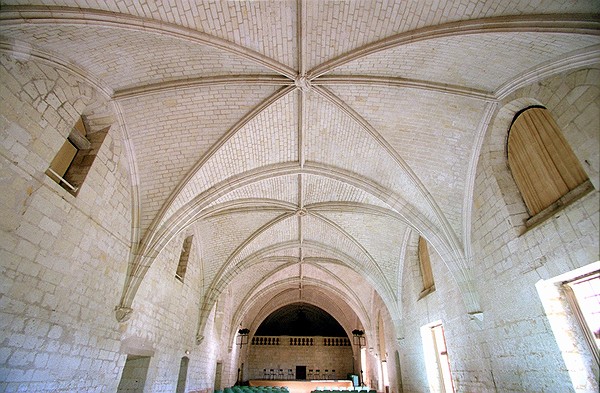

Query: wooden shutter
[[47, 139, 77, 183], [508, 107, 588, 215], [176, 235, 193, 281], [419, 236, 435, 291]]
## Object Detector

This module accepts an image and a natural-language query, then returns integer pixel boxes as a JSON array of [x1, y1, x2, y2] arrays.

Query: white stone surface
[[0, 1, 598, 392]]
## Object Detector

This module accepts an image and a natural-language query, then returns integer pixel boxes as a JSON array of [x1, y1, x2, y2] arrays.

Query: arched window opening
[[507, 106, 590, 220]]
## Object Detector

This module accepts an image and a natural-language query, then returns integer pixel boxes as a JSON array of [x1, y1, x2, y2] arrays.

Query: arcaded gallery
[[0, 1, 599, 392]]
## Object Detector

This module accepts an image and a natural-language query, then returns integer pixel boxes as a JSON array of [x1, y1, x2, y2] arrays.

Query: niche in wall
[[117, 355, 151, 392]]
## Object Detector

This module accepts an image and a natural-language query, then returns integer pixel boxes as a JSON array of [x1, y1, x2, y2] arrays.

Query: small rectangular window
[[47, 139, 78, 185], [176, 235, 193, 282], [563, 271, 600, 365], [46, 116, 108, 195], [536, 262, 599, 390], [431, 324, 454, 393]]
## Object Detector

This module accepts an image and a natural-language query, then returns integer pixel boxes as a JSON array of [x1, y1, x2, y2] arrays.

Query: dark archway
[[255, 302, 346, 337]]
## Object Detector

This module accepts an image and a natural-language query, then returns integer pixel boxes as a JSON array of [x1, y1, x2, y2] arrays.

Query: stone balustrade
[[251, 336, 350, 347]]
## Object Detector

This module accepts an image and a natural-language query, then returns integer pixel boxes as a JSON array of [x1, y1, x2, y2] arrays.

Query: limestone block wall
[[215, 284, 246, 389], [467, 66, 599, 392], [0, 49, 226, 393], [396, 66, 599, 393], [1, 40, 598, 393], [121, 223, 234, 393], [0, 53, 132, 391], [396, 233, 469, 393], [247, 339, 354, 381], [364, 296, 401, 393]]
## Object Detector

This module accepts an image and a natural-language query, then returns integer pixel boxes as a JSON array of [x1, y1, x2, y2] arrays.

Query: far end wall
[[246, 336, 354, 381]]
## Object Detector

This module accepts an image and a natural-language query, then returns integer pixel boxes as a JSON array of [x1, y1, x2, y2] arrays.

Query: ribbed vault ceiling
[[1, 1, 598, 334]]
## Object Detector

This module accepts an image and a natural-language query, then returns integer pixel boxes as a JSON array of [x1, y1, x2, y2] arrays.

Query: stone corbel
[[394, 321, 405, 343], [468, 311, 484, 329], [115, 306, 133, 322]]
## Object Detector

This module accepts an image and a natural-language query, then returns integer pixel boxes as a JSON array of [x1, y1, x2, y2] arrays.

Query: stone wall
[[246, 337, 355, 381], [0, 53, 131, 391], [0, 39, 598, 393], [0, 51, 234, 392], [395, 66, 599, 393]]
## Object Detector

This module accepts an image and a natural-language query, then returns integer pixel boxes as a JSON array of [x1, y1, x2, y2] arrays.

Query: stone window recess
[[176, 235, 193, 282], [535, 262, 599, 391], [418, 236, 435, 298], [117, 355, 151, 392], [46, 116, 109, 195], [176, 356, 189, 393], [507, 106, 591, 227], [563, 270, 600, 366], [430, 324, 454, 393]]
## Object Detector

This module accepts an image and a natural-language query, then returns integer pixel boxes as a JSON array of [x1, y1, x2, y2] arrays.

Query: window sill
[[523, 180, 594, 234], [44, 171, 78, 199], [418, 285, 436, 300]]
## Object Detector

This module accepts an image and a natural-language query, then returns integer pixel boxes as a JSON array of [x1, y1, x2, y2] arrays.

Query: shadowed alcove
[[255, 303, 347, 337]]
